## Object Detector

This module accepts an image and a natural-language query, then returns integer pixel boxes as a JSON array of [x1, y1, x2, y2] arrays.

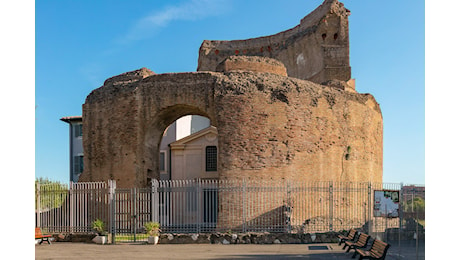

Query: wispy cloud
[[117, 0, 230, 45], [82, 0, 230, 86]]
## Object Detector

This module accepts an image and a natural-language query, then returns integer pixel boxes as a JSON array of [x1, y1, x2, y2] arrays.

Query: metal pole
[[368, 182, 372, 236], [399, 182, 403, 260], [415, 189, 419, 260], [108, 180, 116, 244], [151, 180, 154, 222], [242, 179, 246, 233], [36, 182, 41, 228], [133, 187, 137, 242], [197, 180, 201, 233], [286, 180, 292, 233], [329, 181, 334, 232]]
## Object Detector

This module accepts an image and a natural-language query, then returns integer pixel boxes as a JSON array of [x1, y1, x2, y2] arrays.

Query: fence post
[[196, 179, 201, 233], [367, 182, 373, 235], [399, 182, 403, 257], [133, 187, 137, 242], [286, 180, 292, 233], [329, 181, 334, 232], [36, 182, 41, 228], [69, 181, 74, 234], [151, 179, 159, 223], [242, 179, 246, 233], [108, 180, 116, 244]]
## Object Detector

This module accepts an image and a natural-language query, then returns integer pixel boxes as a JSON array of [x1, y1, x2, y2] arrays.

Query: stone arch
[[81, 71, 221, 187], [143, 104, 215, 182]]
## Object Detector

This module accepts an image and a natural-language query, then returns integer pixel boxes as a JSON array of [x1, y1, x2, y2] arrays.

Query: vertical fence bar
[[69, 181, 74, 233], [196, 180, 200, 233], [151, 179, 159, 223], [132, 187, 137, 242], [36, 182, 40, 228], [108, 180, 115, 243], [368, 182, 373, 235], [242, 179, 246, 233], [329, 181, 334, 232]]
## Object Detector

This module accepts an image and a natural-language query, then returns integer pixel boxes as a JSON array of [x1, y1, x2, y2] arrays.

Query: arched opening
[[158, 114, 218, 181], [143, 104, 218, 185]]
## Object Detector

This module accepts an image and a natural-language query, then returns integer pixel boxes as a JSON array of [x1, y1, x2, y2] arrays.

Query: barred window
[[205, 146, 217, 172]]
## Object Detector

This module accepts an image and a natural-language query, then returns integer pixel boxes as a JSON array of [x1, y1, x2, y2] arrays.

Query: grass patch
[[115, 233, 149, 242]]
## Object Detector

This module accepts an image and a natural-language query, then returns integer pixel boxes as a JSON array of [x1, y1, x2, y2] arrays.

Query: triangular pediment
[[169, 126, 217, 148]]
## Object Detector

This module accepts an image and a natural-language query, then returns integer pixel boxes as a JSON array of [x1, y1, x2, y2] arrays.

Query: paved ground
[[35, 241, 425, 260]]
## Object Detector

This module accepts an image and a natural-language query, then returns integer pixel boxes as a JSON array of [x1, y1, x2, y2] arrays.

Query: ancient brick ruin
[[80, 0, 383, 189]]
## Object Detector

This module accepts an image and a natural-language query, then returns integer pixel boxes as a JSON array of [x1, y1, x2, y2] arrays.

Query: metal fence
[[35, 181, 112, 234], [35, 179, 424, 243]]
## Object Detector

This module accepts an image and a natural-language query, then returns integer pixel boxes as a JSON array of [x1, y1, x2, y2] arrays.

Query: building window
[[73, 155, 84, 174], [74, 124, 83, 138], [205, 146, 217, 172], [159, 151, 166, 172]]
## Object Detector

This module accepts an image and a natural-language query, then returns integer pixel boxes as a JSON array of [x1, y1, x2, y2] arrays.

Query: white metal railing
[[35, 179, 424, 240]]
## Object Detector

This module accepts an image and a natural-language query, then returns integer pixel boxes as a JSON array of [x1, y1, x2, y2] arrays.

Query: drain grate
[[308, 245, 330, 250]]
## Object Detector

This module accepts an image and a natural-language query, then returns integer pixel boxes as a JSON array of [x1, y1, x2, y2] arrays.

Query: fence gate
[[113, 187, 154, 243]]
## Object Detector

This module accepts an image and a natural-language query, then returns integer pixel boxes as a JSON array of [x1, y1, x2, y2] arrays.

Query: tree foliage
[[402, 197, 425, 212], [35, 177, 69, 211]]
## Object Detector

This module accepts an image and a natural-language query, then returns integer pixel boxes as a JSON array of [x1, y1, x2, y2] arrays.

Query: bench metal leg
[[39, 238, 51, 245]]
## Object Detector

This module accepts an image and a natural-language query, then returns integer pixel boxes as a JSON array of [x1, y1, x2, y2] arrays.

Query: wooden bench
[[338, 228, 357, 246], [35, 227, 52, 244], [343, 232, 370, 253], [354, 239, 391, 260]]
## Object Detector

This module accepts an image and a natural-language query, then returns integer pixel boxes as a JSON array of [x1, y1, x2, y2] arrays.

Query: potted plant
[[144, 221, 161, 244], [91, 218, 108, 244]]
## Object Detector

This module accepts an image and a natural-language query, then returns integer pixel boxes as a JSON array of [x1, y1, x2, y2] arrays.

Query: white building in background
[[169, 126, 218, 180], [159, 115, 212, 180], [62, 115, 212, 182], [60, 116, 83, 182]]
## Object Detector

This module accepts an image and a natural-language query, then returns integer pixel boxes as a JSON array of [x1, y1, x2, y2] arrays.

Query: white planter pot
[[92, 235, 108, 244], [148, 236, 159, 245]]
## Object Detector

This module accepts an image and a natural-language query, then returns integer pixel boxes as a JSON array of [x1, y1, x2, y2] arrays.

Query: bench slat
[[355, 239, 390, 260], [338, 229, 357, 246], [344, 233, 370, 253]]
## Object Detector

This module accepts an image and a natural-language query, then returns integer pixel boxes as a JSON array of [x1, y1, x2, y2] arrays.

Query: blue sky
[[34, 0, 425, 185]]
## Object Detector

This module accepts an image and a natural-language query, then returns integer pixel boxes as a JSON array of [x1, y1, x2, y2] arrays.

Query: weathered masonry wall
[[80, 0, 382, 189], [81, 68, 382, 188], [197, 0, 351, 84]]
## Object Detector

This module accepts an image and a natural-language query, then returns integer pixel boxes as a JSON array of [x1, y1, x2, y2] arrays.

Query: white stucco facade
[[159, 115, 211, 180], [169, 126, 218, 180]]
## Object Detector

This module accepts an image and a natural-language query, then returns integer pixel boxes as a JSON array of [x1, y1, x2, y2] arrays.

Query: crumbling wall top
[[198, 0, 351, 84], [103, 67, 155, 86], [216, 55, 287, 77]]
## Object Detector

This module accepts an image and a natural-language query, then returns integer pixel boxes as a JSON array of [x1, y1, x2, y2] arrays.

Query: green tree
[[35, 177, 69, 211], [402, 197, 425, 212]]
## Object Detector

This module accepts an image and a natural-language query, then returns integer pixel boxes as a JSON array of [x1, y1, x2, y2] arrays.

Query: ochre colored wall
[[80, 69, 382, 188]]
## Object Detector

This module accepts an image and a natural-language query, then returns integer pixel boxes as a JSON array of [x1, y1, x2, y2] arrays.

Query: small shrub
[[144, 222, 161, 237], [92, 219, 106, 235]]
